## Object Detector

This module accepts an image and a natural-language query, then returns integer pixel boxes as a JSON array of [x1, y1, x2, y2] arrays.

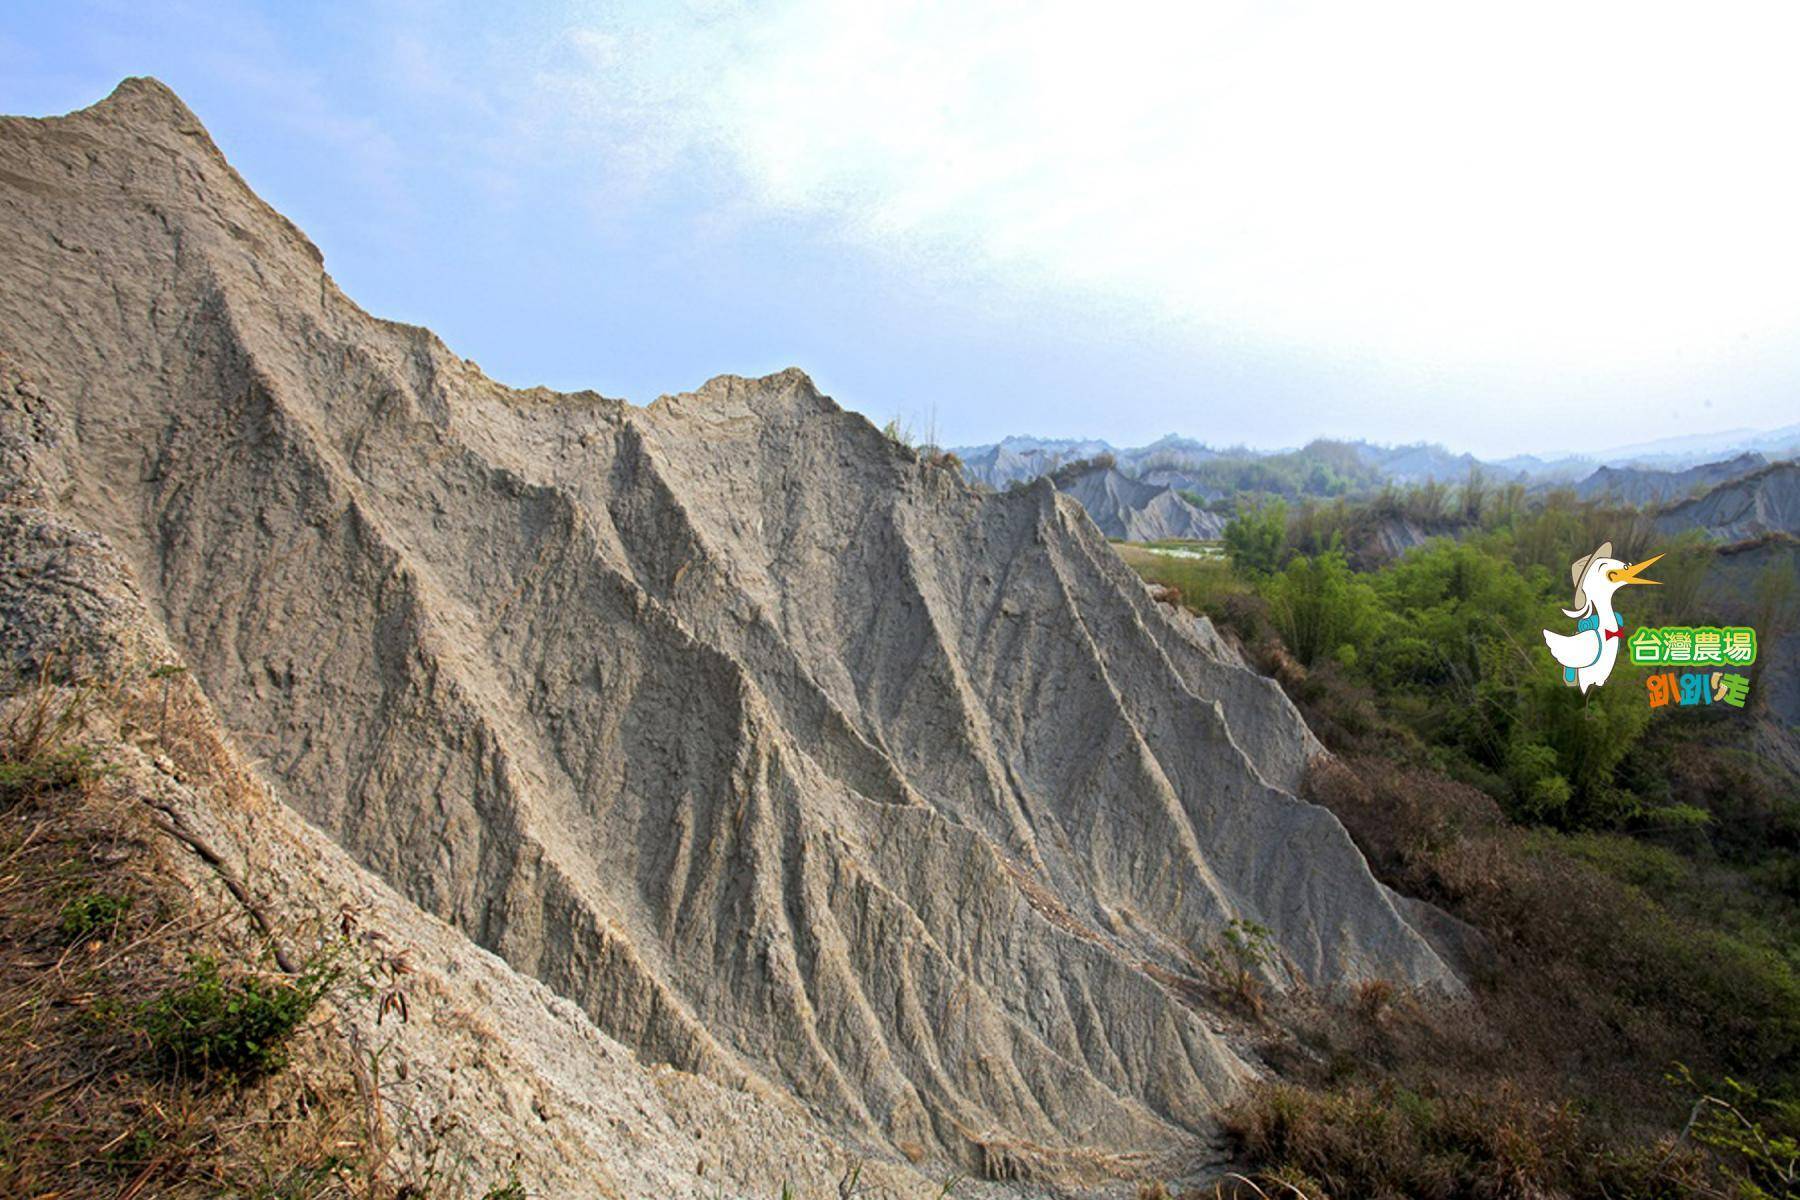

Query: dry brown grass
[[1306, 755, 1800, 1107], [0, 666, 446, 1199], [1219, 1079, 1716, 1200], [1201, 753, 1800, 1198], [0, 690, 353, 1196]]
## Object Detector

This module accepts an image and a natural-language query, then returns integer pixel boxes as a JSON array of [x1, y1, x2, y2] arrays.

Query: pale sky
[[3, 1, 1796, 455]]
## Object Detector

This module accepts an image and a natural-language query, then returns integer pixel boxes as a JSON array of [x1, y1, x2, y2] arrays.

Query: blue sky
[[4, 1, 1797, 456]]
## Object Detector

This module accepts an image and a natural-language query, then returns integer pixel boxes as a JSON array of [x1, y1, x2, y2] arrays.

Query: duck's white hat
[[1569, 541, 1612, 611]]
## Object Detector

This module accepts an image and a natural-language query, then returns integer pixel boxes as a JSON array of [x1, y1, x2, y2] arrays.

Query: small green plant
[[233, 1155, 358, 1200], [0, 743, 101, 807], [102, 1125, 164, 1173], [1671, 1065, 1800, 1198], [1206, 918, 1276, 1020], [58, 890, 133, 942], [482, 1175, 527, 1200], [1220, 918, 1275, 969], [148, 661, 187, 740], [138, 951, 340, 1080]]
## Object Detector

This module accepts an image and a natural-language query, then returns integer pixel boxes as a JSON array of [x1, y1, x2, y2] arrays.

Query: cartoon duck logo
[[1542, 542, 1662, 693]]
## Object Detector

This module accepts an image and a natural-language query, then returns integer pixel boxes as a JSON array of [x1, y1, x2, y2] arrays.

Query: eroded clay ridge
[[0, 78, 1456, 1172]]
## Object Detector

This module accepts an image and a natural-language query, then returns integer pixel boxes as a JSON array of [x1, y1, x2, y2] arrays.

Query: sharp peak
[[708, 366, 821, 393], [675, 366, 824, 403], [52, 77, 232, 175], [90, 76, 203, 125]]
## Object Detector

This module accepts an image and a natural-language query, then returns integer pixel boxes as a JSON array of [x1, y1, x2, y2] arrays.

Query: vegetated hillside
[[1577, 451, 1768, 506], [1349, 441, 1486, 485], [967, 437, 1436, 501], [1655, 459, 1800, 541], [1124, 478, 1800, 1198], [1697, 529, 1800, 779], [1050, 461, 1226, 541], [956, 434, 1230, 491], [0, 79, 1465, 1193]]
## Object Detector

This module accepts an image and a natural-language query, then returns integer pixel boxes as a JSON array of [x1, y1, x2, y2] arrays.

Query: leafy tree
[[1223, 499, 1289, 577]]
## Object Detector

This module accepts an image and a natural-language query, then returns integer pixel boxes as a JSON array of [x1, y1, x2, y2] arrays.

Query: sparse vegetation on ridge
[[0, 662, 488, 1199]]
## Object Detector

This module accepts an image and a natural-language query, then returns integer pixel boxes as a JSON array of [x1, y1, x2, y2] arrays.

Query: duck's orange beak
[[1607, 553, 1663, 586]]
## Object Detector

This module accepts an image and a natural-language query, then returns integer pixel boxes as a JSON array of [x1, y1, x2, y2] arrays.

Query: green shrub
[[1204, 918, 1276, 1020], [58, 890, 133, 943], [139, 953, 338, 1080], [1549, 831, 1693, 893]]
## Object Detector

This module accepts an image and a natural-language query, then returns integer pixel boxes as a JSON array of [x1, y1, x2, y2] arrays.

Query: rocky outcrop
[[1357, 516, 1439, 565], [955, 435, 1115, 489], [0, 78, 1457, 1187], [956, 436, 1222, 491]]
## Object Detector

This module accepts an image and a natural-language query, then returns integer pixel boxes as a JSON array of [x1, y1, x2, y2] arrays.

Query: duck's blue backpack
[[1564, 610, 1614, 683]]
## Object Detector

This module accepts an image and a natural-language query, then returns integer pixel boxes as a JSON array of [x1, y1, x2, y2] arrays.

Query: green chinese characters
[[1628, 625, 1756, 667]]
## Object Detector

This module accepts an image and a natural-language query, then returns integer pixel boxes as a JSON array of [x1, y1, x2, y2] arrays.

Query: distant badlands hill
[[1051, 463, 1226, 542], [0, 80, 1465, 1194], [1578, 452, 1769, 507], [1656, 461, 1800, 543]]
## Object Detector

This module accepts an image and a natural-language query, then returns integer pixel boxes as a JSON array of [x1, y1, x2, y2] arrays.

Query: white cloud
[[555, 0, 1800, 373]]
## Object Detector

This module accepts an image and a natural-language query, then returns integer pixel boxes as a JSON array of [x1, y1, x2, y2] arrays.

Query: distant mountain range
[[953, 427, 1800, 547], [964, 426, 1800, 492], [953, 425, 1800, 493], [1590, 424, 1800, 470]]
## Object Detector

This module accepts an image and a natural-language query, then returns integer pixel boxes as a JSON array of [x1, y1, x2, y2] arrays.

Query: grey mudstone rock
[[0, 78, 1460, 1189], [1054, 466, 1226, 542]]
